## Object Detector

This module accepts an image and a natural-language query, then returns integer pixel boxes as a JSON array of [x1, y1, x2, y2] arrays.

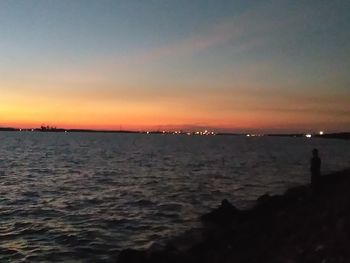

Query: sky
[[0, 0, 349, 133]]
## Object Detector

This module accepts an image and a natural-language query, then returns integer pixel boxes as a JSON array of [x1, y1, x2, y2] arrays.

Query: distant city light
[[319, 131, 324, 135]]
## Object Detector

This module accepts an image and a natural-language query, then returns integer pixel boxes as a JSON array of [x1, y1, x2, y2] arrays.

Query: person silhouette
[[310, 148, 321, 186]]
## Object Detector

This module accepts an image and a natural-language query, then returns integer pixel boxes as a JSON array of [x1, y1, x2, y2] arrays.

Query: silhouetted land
[[118, 169, 350, 263], [1, 127, 349, 140], [0, 127, 18, 131], [314, 133, 350, 140], [0, 127, 139, 134], [267, 133, 350, 140]]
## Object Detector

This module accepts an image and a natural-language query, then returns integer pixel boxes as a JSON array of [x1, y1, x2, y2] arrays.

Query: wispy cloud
[[113, 0, 329, 65]]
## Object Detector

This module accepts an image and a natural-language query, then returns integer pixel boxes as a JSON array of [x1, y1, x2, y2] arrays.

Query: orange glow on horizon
[[1, 81, 349, 133]]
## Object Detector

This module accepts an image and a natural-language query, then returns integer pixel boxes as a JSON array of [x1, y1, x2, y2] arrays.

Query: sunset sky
[[0, 0, 349, 133]]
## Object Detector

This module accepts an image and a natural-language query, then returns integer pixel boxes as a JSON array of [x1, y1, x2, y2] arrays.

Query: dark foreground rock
[[118, 169, 350, 263], [201, 199, 240, 225]]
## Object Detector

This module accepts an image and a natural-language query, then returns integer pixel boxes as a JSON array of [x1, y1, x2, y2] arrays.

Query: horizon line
[[0, 125, 348, 136]]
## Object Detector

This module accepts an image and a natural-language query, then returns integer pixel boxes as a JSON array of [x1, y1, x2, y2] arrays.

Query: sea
[[0, 131, 349, 262]]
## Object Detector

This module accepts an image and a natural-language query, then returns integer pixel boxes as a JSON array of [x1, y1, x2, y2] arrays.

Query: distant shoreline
[[0, 127, 349, 140]]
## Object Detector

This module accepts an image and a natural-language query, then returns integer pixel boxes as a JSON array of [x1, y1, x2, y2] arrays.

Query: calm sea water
[[0, 132, 349, 262]]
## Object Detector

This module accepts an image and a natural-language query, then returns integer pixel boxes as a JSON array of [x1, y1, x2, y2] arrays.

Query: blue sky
[[0, 0, 349, 132]]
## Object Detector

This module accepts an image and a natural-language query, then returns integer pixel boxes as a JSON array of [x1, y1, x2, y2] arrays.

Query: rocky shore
[[118, 169, 350, 263]]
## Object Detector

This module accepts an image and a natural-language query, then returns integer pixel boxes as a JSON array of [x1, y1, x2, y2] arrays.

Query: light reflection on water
[[0, 132, 349, 262]]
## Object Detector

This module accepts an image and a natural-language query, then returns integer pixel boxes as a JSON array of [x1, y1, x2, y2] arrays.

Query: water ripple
[[0, 132, 350, 261]]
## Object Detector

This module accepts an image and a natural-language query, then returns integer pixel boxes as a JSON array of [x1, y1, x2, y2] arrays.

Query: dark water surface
[[0, 132, 349, 262]]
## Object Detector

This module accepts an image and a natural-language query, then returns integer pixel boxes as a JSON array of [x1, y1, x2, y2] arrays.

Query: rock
[[148, 250, 179, 263], [284, 185, 309, 202], [315, 244, 325, 252], [256, 193, 271, 203], [117, 170, 350, 263], [201, 199, 240, 225], [255, 186, 309, 213], [117, 249, 147, 263], [255, 194, 285, 211]]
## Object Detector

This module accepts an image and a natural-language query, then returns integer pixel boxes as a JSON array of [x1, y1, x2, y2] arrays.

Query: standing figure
[[311, 148, 321, 186]]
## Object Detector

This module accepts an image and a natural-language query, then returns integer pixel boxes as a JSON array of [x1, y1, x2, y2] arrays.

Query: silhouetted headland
[[118, 168, 350, 263]]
